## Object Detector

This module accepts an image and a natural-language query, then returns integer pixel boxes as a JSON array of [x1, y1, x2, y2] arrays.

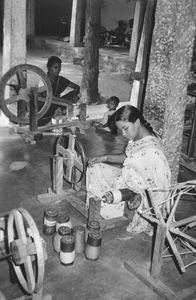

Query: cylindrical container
[[43, 208, 58, 235], [60, 235, 75, 266], [102, 189, 139, 204], [56, 214, 72, 232], [73, 225, 85, 254], [53, 226, 72, 253], [51, 116, 63, 133], [85, 220, 100, 241], [85, 232, 102, 261]]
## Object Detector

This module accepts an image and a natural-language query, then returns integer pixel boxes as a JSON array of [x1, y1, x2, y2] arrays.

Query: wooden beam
[[150, 223, 167, 280], [129, 0, 156, 109], [124, 260, 178, 300]]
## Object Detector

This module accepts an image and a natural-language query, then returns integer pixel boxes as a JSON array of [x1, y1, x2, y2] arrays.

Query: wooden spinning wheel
[[7, 208, 45, 294], [56, 133, 86, 184], [0, 64, 53, 125]]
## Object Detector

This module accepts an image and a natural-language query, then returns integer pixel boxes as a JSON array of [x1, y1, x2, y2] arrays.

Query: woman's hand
[[88, 155, 107, 166]]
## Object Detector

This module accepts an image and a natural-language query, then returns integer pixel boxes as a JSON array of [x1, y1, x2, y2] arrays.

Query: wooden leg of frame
[[150, 223, 167, 280]]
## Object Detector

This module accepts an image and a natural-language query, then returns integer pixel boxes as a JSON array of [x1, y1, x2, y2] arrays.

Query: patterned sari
[[86, 136, 171, 235]]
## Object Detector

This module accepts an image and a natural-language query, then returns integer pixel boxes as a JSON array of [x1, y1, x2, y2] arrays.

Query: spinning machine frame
[[0, 64, 87, 141]]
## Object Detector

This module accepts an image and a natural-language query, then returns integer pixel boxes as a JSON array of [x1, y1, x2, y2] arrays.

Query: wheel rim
[[7, 208, 45, 294], [56, 133, 86, 184], [0, 64, 53, 125]]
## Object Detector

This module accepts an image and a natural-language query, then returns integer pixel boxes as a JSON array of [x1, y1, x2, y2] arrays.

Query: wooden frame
[[124, 180, 196, 300]]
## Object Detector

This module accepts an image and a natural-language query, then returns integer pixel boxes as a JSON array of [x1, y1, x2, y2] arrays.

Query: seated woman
[[39, 56, 80, 125], [87, 105, 171, 235]]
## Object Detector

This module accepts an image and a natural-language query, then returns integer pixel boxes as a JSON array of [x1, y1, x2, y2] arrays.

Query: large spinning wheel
[[56, 133, 86, 184], [0, 64, 53, 125], [7, 208, 45, 294]]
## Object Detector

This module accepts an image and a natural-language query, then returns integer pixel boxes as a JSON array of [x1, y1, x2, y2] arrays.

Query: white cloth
[[86, 136, 171, 234]]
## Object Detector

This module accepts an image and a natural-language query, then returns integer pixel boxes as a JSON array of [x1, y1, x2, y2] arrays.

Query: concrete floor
[[0, 39, 196, 299], [0, 125, 196, 300]]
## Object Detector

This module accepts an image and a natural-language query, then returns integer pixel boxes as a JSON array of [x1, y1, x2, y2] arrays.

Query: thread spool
[[60, 235, 75, 266], [73, 225, 85, 254], [53, 226, 72, 253], [85, 220, 100, 241], [102, 189, 139, 204], [56, 214, 72, 232], [85, 232, 102, 261], [43, 208, 58, 235]]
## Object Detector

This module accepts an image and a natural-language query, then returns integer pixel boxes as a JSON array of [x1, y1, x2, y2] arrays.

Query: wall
[[101, 0, 136, 30]]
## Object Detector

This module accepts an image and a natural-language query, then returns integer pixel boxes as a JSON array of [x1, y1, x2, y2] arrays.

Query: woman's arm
[[68, 81, 80, 92], [88, 153, 126, 165]]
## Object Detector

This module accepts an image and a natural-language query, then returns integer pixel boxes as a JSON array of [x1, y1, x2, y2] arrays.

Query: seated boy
[[94, 96, 120, 132]]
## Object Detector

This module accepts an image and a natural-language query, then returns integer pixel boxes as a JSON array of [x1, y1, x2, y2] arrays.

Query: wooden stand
[[17, 93, 89, 144], [124, 181, 196, 300], [38, 138, 132, 231]]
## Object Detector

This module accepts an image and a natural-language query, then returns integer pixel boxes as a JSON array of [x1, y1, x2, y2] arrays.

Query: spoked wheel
[[0, 64, 53, 125], [7, 208, 45, 294], [56, 133, 86, 184]]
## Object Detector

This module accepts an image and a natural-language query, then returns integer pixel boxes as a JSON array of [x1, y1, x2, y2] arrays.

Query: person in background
[[94, 96, 120, 132], [39, 56, 80, 125], [124, 19, 133, 48], [87, 105, 171, 235]]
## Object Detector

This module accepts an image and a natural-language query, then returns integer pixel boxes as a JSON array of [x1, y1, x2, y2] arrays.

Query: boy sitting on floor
[[93, 96, 120, 132]]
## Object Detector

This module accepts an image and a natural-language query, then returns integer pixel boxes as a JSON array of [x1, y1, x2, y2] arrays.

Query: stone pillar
[[27, 0, 35, 36], [70, 0, 86, 46], [1, 0, 26, 126], [2, 0, 26, 73], [143, 0, 195, 182]]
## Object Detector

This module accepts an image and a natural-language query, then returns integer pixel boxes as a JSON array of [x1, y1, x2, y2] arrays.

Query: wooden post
[[27, 0, 35, 37], [70, 0, 86, 46], [30, 87, 38, 132], [80, 0, 101, 104], [129, 0, 147, 66], [187, 100, 196, 157], [129, 0, 156, 109], [150, 223, 167, 280], [53, 155, 64, 195], [88, 197, 102, 222]]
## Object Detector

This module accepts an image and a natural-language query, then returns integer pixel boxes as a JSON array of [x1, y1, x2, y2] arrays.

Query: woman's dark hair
[[47, 56, 62, 69], [109, 105, 156, 136]]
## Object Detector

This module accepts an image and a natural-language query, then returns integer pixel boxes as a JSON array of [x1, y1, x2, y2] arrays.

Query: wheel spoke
[[74, 158, 83, 172], [57, 144, 67, 156], [13, 210, 27, 242], [38, 86, 47, 93], [5, 95, 19, 105], [16, 69, 27, 89]]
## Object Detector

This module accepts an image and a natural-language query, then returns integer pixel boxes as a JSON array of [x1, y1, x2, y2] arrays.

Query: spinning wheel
[[7, 208, 45, 294], [140, 180, 196, 274], [0, 64, 53, 125], [56, 133, 86, 184]]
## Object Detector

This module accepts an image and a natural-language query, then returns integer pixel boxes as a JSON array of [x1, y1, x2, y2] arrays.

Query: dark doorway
[[35, 0, 73, 37]]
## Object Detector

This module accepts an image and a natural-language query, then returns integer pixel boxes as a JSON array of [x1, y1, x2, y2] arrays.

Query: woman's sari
[[86, 136, 171, 235]]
